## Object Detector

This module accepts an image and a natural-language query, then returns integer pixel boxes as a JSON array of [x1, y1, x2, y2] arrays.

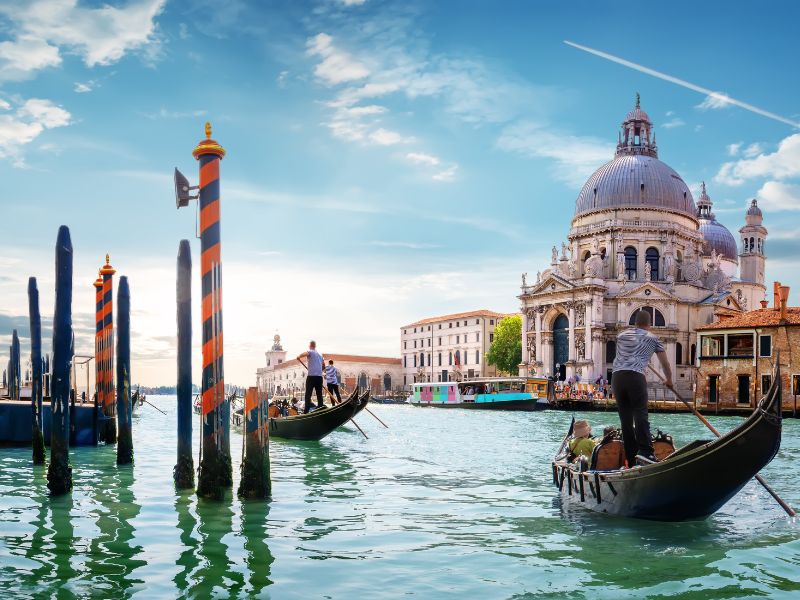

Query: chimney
[[780, 285, 790, 322], [760, 300, 769, 309], [774, 281, 782, 310]]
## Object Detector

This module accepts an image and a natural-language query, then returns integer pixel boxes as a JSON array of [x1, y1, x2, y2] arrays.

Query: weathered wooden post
[[11, 330, 20, 400], [100, 255, 117, 443], [174, 240, 194, 489], [192, 122, 231, 498], [238, 387, 271, 499], [116, 276, 133, 465], [28, 277, 45, 464], [47, 225, 73, 495], [44, 353, 50, 397]]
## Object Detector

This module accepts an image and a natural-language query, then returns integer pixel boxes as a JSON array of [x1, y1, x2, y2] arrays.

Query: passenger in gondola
[[268, 402, 281, 418], [568, 420, 597, 460], [612, 309, 672, 466], [290, 397, 301, 415]]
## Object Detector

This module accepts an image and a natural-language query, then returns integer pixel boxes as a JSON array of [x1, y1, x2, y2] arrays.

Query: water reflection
[[241, 500, 274, 593], [173, 491, 200, 592], [191, 491, 246, 597]]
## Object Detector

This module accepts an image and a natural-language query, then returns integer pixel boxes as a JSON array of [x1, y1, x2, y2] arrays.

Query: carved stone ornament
[[576, 336, 586, 359], [683, 261, 701, 283], [576, 305, 586, 327], [644, 261, 652, 280], [585, 255, 603, 278], [527, 336, 536, 362]]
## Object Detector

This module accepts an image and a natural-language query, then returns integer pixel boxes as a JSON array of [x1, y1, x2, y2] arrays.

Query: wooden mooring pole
[[10, 330, 20, 400], [116, 276, 133, 465], [238, 387, 271, 499], [174, 240, 194, 489], [100, 255, 117, 444], [47, 225, 73, 495], [28, 277, 45, 465]]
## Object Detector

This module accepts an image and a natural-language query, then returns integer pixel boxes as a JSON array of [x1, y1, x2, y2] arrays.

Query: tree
[[486, 315, 522, 375]]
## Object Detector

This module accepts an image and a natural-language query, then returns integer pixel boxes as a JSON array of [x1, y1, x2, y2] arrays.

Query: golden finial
[[193, 121, 226, 159], [205, 121, 212, 139], [105, 253, 110, 265], [635, 92, 640, 108]]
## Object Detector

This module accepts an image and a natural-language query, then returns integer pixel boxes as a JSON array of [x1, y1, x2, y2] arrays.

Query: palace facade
[[518, 97, 768, 397]]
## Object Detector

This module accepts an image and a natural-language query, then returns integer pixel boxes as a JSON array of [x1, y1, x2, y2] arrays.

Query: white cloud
[[340, 0, 368, 5], [0, 99, 10, 111], [755, 181, 800, 212], [369, 127, 411, 145], [277, 70, 289, 88], [743, 142, 764, 158], [74, 81, 93, 93], [178, 22, 190, 39], [0, 0, 166, 79], [306, 33, 370, 85], [432, 165, 458, 182], [141, 108, 208, 120], [696, 91, 733, 110], [0, 98, 71, 166], [715, 134, 800, 186], [662, 117, 685, 129], [727, 142, 742, 156], [405, 152, 440, 167], [496, 121, 613, 187]]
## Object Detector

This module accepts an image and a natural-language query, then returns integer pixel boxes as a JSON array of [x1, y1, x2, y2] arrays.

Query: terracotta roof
[[698, 307, 800, 330], [273, 352, 400, 370], [403, 309, 510, 328]]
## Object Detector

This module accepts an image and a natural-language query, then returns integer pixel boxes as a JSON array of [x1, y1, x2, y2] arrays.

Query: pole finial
[[635, 92, 640, 108], [105, 253, 110, 265], [205, 121, 212, 139]]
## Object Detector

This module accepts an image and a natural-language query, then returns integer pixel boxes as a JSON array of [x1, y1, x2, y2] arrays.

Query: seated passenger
[[268, 403, 280, 418], [568, 420, 597, 461]]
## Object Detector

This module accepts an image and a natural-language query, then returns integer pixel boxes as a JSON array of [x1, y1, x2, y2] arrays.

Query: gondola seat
[[590, 439, 626, 471], [653, 438, 676, 461]]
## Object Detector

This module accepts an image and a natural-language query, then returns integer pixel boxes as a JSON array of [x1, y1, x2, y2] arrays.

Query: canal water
[[2, 397, 800, 598]]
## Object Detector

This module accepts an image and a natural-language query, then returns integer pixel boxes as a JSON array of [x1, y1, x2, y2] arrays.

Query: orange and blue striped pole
[[193, 122, 230, 498], [93, 271, 103, 441], [238, 387, 271, 499], [100, 255, 116, 443]]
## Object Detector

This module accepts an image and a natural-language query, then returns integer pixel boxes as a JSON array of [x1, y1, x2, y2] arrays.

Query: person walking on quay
[[301, 341, 325, 413], [325, 359, 342, 404], [611, 309, 672, 467]]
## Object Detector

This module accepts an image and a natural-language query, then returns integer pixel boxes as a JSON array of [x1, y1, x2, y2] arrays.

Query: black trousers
[[305, 376, 324, 412], [611, 370, 653, 465], [327, 383, 341, 403]]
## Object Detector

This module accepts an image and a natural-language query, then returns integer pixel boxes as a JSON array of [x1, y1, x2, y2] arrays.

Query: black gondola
[[268, 387, 360, 441], [552, 363, 783, 521], [353, 389, 370, 417]]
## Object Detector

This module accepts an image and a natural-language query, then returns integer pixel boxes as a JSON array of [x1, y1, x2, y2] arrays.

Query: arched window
[[455, 350, 461, 366], [624, 246, 638, 280], [690, 344, 696, 365], [676, 342, 683, 365], [629, 306, 666, 327], [358, 372, 368, 389], [438, 352, 442, 366], [413, 355, 417, 368], [750, 236, 755, 252], [420, 352, 425, 367], [606, 340, 616, 363], [646, 247, 659, 281], [383, 374, 391, 391], [676, 251, 683, 281], [403, 356, 407, 368], [449, 352, 453, 366]]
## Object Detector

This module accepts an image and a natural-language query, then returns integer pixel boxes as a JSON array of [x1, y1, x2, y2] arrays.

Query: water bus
[[409, 377, 550, 411]]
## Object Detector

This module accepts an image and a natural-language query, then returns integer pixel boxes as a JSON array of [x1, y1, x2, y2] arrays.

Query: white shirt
[[306, 349, 325, 376]]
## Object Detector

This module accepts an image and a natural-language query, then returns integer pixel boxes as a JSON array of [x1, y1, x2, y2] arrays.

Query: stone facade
[[696, 284, 800, 409], [400, 310, 507, 388], [518, 97, 768, 398], [255, 335, 401, 397]]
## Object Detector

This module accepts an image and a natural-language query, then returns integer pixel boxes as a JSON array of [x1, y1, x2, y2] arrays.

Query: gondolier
[[612, 309, 672, 466], [301, 341, 325, 413], [325, 359, 342, 404]]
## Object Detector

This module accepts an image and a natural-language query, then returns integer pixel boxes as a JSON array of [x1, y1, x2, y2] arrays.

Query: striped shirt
[[325, 365, 339, 385], [612, 327, 665, 374]]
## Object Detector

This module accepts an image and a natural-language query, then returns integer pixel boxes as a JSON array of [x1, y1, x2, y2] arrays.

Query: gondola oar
[[297, 357, 368, 439], [647, 364, 796, 517], [364, 407, 388, 428]]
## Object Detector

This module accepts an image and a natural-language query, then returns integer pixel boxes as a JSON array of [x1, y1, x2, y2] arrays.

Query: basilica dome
[[574, 96, 697, 219], [696, 182, 738, 262]]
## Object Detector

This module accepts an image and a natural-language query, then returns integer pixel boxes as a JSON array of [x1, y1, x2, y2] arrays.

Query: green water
[[2, 397, 800, 599]]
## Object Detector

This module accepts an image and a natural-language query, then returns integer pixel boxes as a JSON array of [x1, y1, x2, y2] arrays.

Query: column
[[520, 309, 528, 367], [535, 310, 542, 365], [568, 305, 575, 361]]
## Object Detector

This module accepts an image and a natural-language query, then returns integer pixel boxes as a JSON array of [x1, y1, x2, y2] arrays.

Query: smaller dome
[[699, 219, 738, 262], [625, 107, 651, 123]]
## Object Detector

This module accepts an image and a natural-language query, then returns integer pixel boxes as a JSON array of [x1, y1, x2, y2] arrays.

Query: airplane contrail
[[564, 40, 800, 129]]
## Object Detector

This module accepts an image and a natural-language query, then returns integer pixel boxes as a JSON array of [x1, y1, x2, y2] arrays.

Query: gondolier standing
[[301, 341, 325, 413], [612, 310, 672, 466], [325, 359, 342, 404]]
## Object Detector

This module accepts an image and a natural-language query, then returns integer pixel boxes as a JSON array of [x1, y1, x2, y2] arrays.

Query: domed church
[[518, 95, 768, 395]]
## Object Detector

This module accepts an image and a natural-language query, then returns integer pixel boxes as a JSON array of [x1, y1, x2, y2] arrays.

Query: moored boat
[[409, 377, 548, 411], [267, 387, 360, 441], [353, 389, 370, 416], [551, 364, 783, 521]]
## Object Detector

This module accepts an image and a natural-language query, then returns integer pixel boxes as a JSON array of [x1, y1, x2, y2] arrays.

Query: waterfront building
[[255, 334, 401, 397], [696, 282, 800, 409], [400, 309, 508, 388], [518, 96, 768, 398]]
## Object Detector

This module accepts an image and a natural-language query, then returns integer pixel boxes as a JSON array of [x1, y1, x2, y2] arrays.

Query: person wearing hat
[[568, 420, 597, 459]]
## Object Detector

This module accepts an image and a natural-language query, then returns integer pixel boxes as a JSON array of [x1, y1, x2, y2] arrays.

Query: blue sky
[[1, 0, 799, 385]]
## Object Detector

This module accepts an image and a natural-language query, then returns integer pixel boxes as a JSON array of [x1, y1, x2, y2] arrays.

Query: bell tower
[[739, 199, 767, 286], [616, 93, 658, 159], [266, 333, 287, 368]]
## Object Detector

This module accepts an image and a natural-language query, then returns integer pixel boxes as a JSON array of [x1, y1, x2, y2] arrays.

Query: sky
[[1, 0, 799, 386]]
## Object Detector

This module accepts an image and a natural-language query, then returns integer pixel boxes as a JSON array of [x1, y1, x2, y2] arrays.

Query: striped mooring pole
[[10, 330, 20, 400], [116, 276, 133, 465], [28, 277, 45, 465], [193, 122, 231, 498], [238, 387, 271, 499], [47, 225, 73, 495], [100, 255, 117, 443], [93, 271, 103, 440], [174, 240, 194, 489]]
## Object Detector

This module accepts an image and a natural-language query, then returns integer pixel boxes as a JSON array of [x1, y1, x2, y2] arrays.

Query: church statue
[[616, 252, 625, 279], [552, 246, 559, 264], [644, 261, 651, 280], [536, 271, 541, 283], [592, 237, 600, 254], [561, 242, 568, 260], [521, 272, 527, 287]]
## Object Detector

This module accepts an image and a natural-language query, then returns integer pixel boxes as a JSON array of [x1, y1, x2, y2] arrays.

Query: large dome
[[574, 97, 697, 219], [575, 154, 697, 217]]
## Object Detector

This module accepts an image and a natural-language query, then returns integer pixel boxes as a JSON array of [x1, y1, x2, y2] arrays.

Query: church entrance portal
[[553, 314, 569, 381]]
